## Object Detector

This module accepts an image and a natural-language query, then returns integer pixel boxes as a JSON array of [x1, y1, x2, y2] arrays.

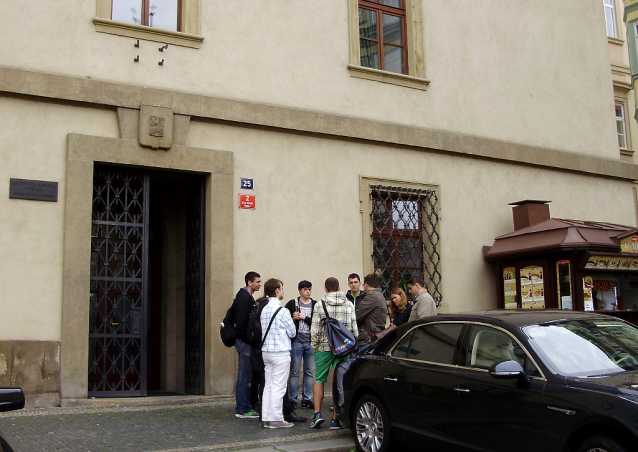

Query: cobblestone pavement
[[0, 396, 352, 452]]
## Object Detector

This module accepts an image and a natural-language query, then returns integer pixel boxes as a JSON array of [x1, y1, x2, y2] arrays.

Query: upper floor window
[[616, 103, 628, 150], [94, 0, 203, 49], [359, 1, 407, 74], [112, 0, 181, 32], [604, 0, 618, 38], [347, 0, 429, 90]]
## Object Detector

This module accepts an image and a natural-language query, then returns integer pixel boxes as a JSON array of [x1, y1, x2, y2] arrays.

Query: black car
[[340, 311, 638, 452], [0, 387, 24, 452]]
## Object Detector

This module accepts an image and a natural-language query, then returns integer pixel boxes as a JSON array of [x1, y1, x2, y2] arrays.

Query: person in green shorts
[[309, 277, 358, 429]]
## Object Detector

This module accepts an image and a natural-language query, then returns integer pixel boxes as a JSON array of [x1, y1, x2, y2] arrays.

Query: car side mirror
[[489, 360, 530, 386], [0, 387, 25, 413]]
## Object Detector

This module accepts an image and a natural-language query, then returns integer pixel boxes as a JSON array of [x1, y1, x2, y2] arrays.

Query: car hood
[[567, 371, 638, 398]]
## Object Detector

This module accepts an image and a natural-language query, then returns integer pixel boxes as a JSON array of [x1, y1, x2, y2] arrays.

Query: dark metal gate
[[89, 167, 149, 396], [370, 185, 441, 305], [185, 179, 205, 394]]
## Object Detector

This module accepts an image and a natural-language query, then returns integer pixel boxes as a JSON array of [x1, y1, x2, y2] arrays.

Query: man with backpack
[[284, 280, 316, 409], [232, 271, 262, 419], [309, 277, 357, 430]]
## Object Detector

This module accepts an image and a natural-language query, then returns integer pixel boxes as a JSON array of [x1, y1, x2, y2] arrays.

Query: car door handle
[[454, 386, 470, 393], [383, 376, 398, 382]]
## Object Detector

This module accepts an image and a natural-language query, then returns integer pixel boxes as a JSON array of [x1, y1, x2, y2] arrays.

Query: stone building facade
[[1, 0, 637, 405]]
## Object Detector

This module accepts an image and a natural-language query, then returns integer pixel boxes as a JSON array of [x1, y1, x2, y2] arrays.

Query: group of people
[[229, 271, 437, 429]]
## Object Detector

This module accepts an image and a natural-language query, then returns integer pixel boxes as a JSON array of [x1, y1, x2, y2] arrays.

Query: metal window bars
[[370, 185, 441, 305]]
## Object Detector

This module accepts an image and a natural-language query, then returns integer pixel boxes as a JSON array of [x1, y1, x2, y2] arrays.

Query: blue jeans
[[288, 340, 314, 404], [235, 339, 254, 414]]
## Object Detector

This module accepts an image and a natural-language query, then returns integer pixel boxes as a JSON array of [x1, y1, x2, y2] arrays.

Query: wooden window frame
[[371, 194, 424, 290], [347, 0, 430, 90], [359, 1, 408, 74]]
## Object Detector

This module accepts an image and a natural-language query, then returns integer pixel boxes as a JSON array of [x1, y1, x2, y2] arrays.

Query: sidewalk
[[0, 395, 355, 452]]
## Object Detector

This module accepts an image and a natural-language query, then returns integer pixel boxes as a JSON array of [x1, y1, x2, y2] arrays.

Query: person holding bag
[[259, 279, 297, 429], [309, 277, 357, 430]]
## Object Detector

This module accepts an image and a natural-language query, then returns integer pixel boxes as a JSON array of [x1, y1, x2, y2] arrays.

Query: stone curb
[[239, 437, 355, 452]]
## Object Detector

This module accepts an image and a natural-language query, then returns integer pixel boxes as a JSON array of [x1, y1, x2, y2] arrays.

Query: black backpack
[[220, 305, 236, 347], [321, 300, 359, 358], [246, 300, 267, 347]]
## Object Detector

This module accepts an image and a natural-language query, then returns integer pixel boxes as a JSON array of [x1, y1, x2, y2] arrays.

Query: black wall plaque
[[9, 178, 58, 202]]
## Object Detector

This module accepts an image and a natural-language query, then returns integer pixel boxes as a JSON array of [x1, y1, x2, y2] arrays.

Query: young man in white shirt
[[260, 279, 297, 429]]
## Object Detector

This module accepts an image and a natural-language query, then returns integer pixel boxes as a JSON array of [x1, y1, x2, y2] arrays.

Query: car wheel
[[577, 436, 628, 452], [353, 394, 392, 452]]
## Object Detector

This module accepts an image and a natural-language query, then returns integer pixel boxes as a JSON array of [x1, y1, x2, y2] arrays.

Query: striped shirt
[[260, 297, 296, 353]]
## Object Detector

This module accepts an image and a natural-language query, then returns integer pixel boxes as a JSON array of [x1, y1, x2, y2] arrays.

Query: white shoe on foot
[[268, 421, 294, 429]]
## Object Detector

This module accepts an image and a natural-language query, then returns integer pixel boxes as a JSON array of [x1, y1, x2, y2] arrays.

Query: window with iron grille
[[369, 185, 441, 304]]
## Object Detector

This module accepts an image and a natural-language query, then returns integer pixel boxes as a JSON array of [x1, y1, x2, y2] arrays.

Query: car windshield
[[523, 318, 638, 377]]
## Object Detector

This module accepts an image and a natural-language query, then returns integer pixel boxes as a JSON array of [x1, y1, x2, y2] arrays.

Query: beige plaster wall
[[0, 93, 634, 398], [187, 120, 636, 313], [0, 0, 618, 158], [0, 98, 118, 341]]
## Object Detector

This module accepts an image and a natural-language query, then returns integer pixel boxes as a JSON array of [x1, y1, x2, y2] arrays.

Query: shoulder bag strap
[[261, 306, 283, 348], [321, 300, 330, 319]]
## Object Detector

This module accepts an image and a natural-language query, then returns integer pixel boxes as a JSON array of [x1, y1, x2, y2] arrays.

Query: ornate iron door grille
[[370, 185, 441, 305], [185, 179, 205, 394], [89, 167, 149, 396]]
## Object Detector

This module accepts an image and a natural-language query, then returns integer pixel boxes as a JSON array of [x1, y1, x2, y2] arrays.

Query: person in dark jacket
[[285, 280, 316, 409], [345, 273, 366, 309], [355, 273, 387, 344], [232, 271, 262, 419], [389, 287, 412, 326]]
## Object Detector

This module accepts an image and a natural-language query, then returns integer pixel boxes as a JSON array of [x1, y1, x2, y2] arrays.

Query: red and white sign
[[239, 194, 256, 210]]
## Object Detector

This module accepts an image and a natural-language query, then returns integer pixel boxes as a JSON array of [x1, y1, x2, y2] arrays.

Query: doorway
[[88, 165, 205, 397]]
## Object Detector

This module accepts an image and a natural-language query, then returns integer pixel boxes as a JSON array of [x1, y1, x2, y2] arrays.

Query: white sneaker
[[268, 421, 294, 429]]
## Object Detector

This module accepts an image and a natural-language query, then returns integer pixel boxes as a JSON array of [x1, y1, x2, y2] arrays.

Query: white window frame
[[616, 102, 628, 150], [94, 0, 203, 49], [347, 0, 430, 90], [604, 0, 618, 39]]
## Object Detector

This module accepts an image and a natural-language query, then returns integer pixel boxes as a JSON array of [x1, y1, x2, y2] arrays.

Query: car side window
[[392, 330, 414, 359], [398, 323, 464, 365], [466, 325, 541, 377]]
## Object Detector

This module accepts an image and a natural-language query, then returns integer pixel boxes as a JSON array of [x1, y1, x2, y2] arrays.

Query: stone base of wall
[[0, 341, 61, 407]]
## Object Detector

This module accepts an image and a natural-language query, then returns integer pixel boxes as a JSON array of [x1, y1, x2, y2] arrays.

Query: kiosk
[[484, 201, 638, 325]]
